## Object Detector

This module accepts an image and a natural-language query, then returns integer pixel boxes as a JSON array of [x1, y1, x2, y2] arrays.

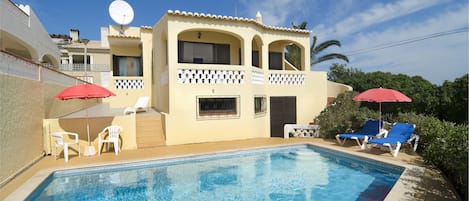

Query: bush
[[317, 99, 468, 200], [396, 113, 468, 201], [316, 91, 379, 138]]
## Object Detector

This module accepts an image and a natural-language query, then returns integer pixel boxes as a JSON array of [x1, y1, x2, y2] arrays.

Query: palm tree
[[311, 35, 349, 66], [289, 22, 349, 67]]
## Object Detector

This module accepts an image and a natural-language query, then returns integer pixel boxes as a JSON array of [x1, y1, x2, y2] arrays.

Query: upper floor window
[[71, 55, 91, 71], [113, 55, 143, 76], [178, 41, 230, 64], [72, 55, 90, 65]]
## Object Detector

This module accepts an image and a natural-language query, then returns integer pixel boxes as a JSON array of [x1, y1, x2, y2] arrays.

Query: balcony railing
[[114, 77, 144, 89], [268, 72, 305, 85], [177, 68, 245, 84], [59, 64, 110, 72], [176, 64, 307, 86]]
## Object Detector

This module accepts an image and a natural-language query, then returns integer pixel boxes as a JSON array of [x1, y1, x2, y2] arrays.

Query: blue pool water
[[27, 145, 403, 201]]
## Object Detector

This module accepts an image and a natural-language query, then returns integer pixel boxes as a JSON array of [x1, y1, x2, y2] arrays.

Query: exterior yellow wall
[[91, 52, 110, 65], [109, 26, 142, 37], [104, 26, 154, 108], [152, 20, 170, 114], [327, 80, 353, 97]]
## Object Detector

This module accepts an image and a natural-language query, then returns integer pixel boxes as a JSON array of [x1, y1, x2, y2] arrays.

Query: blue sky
[[13, 0, 468, 85]]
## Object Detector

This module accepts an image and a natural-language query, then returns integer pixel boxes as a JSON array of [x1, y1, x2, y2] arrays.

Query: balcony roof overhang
[[108, 35, 141, 47]]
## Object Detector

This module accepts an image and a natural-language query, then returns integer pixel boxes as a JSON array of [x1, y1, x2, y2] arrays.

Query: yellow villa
[[1, 0, 350, 187], [46, 10, 351, 147]]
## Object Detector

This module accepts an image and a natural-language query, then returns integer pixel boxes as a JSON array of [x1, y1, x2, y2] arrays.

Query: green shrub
[[382, 112, 467, 200], [317, 95, 468, 200], [316, 91, 379, 138]]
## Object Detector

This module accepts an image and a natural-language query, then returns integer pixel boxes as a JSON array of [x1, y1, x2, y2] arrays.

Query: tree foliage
[[328, 64, 467, 124], [438, 74, 468, 124]]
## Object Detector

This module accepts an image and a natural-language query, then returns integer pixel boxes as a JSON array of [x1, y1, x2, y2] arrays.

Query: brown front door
[[270, 96, 297, 137]]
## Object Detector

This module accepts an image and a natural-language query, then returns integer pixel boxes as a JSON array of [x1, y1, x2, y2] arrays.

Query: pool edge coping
[[5, 142, 425, 201]]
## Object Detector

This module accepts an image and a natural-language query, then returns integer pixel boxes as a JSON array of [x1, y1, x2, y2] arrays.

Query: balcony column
[[242, 38, 251, 67], [261, 41, 269, 71]]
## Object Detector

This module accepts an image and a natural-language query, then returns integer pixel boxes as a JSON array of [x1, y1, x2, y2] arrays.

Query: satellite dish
[[109, 0, 134, 25]]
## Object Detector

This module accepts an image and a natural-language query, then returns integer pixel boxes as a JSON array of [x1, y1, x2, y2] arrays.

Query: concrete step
[[136, 114, 165, 148]]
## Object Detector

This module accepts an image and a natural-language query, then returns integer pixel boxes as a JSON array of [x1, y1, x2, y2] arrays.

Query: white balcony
[[175, 64, 308, 86], [59, 64, 110, 72]]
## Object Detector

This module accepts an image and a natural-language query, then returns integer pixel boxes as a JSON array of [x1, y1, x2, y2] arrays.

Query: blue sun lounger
[[336, 119, 385, 149], [364, 122, 419, 157]]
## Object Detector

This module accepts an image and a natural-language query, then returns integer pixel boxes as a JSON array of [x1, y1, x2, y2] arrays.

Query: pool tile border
[[5, 142, 425, 201]]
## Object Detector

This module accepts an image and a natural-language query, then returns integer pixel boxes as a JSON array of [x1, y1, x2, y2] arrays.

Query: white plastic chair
[[124, 96, 150, 115], [51, 132, 80, 162], [98, 125, 123, 155]]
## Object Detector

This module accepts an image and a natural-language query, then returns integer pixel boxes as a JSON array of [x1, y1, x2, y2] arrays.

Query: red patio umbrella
[[54, 83, 116, 100], [54, 83, 116, 156], [353, 87, 412, 129]]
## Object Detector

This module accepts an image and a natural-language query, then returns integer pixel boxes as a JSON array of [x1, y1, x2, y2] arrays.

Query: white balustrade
[[114, 79, 144, 89], [177, 68, 245, 84], [268, 73, 305, 85]]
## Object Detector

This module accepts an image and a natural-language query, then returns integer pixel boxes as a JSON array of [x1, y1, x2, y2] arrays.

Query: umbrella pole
[[83, 107, 96, 156], [379, 102, 382, 133]]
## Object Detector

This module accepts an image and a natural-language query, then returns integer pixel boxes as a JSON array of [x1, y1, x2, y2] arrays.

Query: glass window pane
[[198, 97, 238, 117], [112, 55, 143, 77]]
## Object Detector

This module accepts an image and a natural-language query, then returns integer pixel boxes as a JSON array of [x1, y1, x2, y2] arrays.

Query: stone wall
[[0, 52, 92, 187]]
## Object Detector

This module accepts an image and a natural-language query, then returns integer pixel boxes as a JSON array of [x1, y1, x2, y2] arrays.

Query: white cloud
[[313, 0, 444, 39], [345, 4, 468, 84]]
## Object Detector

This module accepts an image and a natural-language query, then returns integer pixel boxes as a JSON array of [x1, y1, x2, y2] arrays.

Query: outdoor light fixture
[[198, 32, 202, 39], [80, 38, 96, 157], [81, 39, 89, 74]]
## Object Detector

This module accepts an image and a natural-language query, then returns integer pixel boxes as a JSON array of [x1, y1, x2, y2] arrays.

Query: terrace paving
[[1, 137, 460, 201]]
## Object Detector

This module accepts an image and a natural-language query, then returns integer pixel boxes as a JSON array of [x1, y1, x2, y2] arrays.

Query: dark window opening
[[72, 55, 90, 71], [178, 41, 230, 64], [269, 52, 282, 70], [252, 51, 260, 68], [199, 97, 237, 116]]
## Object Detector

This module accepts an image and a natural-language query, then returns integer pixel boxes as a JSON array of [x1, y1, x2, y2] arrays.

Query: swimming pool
[[26, 144, 403, 201]]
